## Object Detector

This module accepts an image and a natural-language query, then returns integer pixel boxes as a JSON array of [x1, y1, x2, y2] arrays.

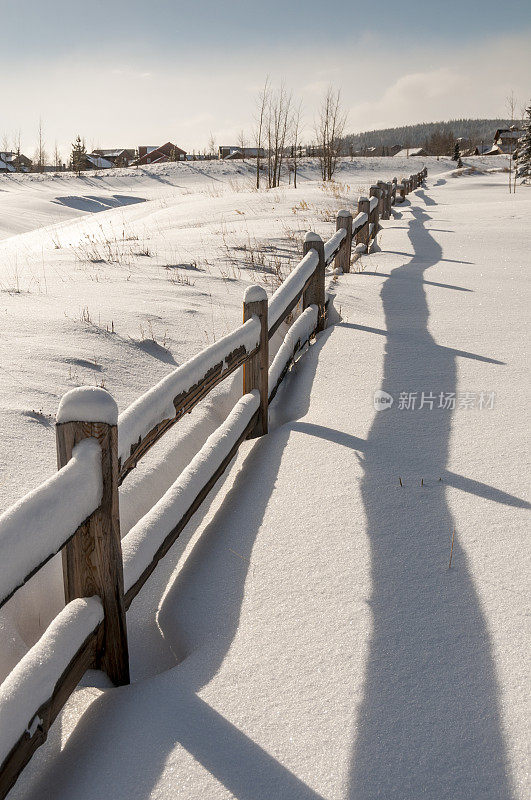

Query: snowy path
[[8, 172, 529, 799]]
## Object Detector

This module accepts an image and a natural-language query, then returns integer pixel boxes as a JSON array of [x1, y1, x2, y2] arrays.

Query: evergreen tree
[[71, 135, 86, 175], [516, 104, 531, 181], [452, 141, 460, 162]]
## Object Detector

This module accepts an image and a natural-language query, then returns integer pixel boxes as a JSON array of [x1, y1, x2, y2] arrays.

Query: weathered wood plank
[[302, 234, 326, 332], [335, 211, 353, 273], [0, 623, 102, 800], [243, 287, 268, 437], [56, 391, 129, 687], [118, 342, 259, 483]]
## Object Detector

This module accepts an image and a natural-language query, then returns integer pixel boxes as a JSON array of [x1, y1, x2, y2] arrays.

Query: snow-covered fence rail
[[0, 165, 428, 798], [118, 318, 262, 482], [0, 438, 102, 611]]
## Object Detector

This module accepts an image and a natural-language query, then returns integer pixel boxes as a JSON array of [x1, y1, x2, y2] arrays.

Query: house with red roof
[[134, 142, 187, 165]]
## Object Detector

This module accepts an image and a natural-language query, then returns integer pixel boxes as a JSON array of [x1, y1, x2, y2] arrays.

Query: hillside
[[344, 118, 519, 150]]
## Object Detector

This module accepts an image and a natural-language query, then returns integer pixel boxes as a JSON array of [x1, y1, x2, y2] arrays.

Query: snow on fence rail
[[0, 438, 102, 610], [0, 166, 427, 799]]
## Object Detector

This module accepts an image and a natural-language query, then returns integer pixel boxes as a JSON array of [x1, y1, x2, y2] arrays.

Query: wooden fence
[[0, 166, 427, 798]]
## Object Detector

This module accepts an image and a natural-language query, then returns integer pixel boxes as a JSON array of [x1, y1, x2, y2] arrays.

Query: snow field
[[0, 154, 526, 799]]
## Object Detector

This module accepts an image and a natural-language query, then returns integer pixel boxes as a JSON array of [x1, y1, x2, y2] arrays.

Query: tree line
[[342, 118, 524, 154]]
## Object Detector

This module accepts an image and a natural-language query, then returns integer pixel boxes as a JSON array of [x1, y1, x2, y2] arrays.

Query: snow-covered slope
[[2, 157, 527, 799]]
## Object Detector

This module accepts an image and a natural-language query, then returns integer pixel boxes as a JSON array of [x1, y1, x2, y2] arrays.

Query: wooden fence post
[[243, 286, 268, 437], [55, 387, 130, 686], [391, 177, 397, 205], [399, 180, 406, 202], [385, 181, 392, 215], [303, 232, 326, 332], [369, 186, 380, 238], [335, 209, 352, 273], [373, 182, 385, 219], [376, 180, 388, 219], [356, 196, 371, 249]]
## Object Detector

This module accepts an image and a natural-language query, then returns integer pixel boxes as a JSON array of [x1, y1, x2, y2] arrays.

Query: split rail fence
[[0, 167, 427, 797]]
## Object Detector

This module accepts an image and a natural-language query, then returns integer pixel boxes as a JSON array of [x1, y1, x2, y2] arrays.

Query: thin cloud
[[2, 31, 529, 155]]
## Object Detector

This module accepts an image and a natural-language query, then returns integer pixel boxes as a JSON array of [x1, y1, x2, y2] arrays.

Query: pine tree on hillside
[[452, 141, 460, 161], [71, 135, 86, 176], [516, 104, 531, 181]]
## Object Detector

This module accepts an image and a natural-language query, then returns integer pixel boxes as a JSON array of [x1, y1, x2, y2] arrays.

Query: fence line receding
[[0, 167, 427, 798]]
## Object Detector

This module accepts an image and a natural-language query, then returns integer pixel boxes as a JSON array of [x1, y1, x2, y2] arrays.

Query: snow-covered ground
[[1, 156, 528, 799]]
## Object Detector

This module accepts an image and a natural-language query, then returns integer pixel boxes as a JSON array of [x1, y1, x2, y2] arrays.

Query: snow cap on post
[[304, 231, 322, 243], [337, 209, 351, 218], [57, 386, 118, 425], [358, 195, 369, 203], [243, 284, 267, 304]]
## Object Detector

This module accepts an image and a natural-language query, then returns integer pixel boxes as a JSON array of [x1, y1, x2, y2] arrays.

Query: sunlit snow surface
[[1, 156, 528, 799]]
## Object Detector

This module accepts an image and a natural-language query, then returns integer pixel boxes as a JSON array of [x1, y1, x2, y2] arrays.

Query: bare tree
[[1, 132, 9, 154], [254, 79, 295, 189], [12, 130, 22, 172], [53, 142, 62, 170], [254, 77, 270, 189], [291, 100, 303, 189], [267, 83, 291, 188], [505, 90, 518, 193], [236, 129, 247, 158], [208, 132, 216, 159], [34, 118, 47, 173], [315, 86, 347, 181]]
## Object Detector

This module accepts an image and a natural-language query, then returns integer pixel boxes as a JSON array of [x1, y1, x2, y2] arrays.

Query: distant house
[[134, 142, 187, 165], [394, 147, 427, 157], [223, 149, 244, 160], [360, 144, 402, 157], [473, 144, 492, 155], [93, 148, 135, 167], [85, 154, 115, 170], [218, 146, 265, 160], [0, 151, 32, 173], [484, 126, 522, 155]]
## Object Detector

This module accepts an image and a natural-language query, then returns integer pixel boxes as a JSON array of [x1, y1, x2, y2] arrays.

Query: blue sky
[[1, 0, 530, 156]]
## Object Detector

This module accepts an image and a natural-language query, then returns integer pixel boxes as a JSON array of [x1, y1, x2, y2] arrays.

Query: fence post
[[410, 173, 416, 190], [374, 182, 385, 219], [369, 186, 380, 238], [385, 181, 393, 215], [55, 387, 130, 686], [399, 180, 406, 202], [303, 232, 326, 332], [376, 180, 387, 219], [335, 209, 352, 273], [356, 196, 371, 249], [243, 286, 268, 437], [391, 177, 397, 205]]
